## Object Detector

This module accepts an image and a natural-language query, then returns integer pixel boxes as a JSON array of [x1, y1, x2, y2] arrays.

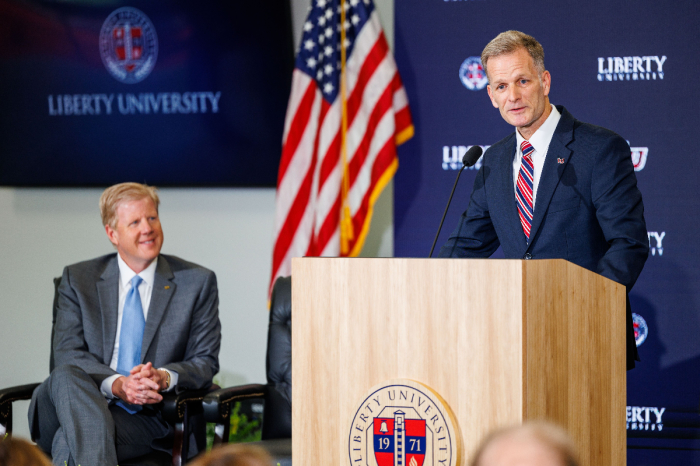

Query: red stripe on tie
[[516, 140, 535, 240]]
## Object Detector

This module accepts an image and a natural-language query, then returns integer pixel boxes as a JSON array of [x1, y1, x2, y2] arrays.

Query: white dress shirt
[[513, 104, 562, 209], [100, 255, 178, 398]]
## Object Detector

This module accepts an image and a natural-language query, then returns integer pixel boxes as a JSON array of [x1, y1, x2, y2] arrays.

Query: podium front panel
[[292, 258, 625, 466]]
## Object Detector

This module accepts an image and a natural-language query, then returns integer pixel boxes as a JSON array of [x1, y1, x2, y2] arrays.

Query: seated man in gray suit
[[29, 182, 221, 466]]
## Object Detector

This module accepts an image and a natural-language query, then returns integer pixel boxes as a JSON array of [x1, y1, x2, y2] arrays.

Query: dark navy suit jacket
[[439, 106, 648, 368]]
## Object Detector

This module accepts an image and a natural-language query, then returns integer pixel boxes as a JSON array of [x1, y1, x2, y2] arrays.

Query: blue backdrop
[[393, 1, 700, 464], [0, 0, 293, 187]]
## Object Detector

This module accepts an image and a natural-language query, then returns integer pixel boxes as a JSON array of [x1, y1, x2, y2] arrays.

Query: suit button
[[524, 253, 532, 260]]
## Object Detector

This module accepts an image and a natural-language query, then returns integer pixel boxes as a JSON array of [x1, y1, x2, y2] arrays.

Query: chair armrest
[[0, 383, 40, 405], [0, 383, 40, 433], [158, 387, 213, 425], [202, 384, 267, 424]]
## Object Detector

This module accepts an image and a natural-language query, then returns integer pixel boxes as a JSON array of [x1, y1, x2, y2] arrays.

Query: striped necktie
[[516, 140, 535, 240]]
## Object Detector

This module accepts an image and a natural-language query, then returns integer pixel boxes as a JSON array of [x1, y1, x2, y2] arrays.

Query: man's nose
[[507, 86, 520, 101], [139, 219, 153, 233]]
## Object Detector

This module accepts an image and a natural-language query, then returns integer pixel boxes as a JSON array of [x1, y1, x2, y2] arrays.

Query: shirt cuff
[[160, 368, 179, 392], [100, 374, 122, 399]]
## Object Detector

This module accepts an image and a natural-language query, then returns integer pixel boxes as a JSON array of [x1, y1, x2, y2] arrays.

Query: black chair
[[0, 277, 210, 466], [203, 276, 291, 464]]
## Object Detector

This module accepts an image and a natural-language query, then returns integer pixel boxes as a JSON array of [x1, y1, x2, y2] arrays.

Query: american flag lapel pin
[[557, 158, 565, 164]]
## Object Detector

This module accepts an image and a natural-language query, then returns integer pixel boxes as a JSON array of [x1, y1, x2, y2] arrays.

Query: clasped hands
[[112, 362, 169, 405]]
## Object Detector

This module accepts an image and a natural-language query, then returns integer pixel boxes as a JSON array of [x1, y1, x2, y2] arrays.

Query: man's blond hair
[[0, 436, 52, 466], [99, 182, 160, 229], [481, 30, 545, 78], [470, 421, 579, 466], [187, 444, 272, 466]]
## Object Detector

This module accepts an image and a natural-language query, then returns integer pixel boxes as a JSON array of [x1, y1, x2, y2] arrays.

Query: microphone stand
[[429, 164, 467, 258]]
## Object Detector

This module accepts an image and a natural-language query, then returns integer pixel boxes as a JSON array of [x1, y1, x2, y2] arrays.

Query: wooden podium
[[291, 258, 626, 466]]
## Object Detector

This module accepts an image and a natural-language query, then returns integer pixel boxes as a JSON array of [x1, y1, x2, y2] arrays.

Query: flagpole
[[339, 0, 353, 255]]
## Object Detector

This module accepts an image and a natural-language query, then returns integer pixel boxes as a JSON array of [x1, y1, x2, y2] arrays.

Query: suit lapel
[[497, 136, 529, 253], [498, 133, 527, 256], [527, 107, 575, 248], [141, 256, 175, 362], [97, 256, 120, 365]]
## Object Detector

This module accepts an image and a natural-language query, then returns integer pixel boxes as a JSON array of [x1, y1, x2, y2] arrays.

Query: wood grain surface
[[292, 258, 626, 466]]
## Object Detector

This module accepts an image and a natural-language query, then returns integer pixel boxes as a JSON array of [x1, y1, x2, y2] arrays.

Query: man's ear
[[486, 85, 498, 108], [105, 224, 118, 246], [541, 70, 551, 97]]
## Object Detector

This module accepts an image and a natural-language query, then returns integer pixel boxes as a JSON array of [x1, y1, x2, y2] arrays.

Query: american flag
[[269, 0, 413, 295]]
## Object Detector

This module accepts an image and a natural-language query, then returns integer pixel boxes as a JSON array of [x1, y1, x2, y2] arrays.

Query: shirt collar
[[516, 104, 561, 154], [117, 254, 158, 289]]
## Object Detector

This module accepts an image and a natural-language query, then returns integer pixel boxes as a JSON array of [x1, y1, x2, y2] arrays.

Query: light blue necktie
[[116, 275, 145, 413]]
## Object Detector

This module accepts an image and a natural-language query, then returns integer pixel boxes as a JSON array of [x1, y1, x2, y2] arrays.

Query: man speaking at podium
[[438, 31, 648, 369]]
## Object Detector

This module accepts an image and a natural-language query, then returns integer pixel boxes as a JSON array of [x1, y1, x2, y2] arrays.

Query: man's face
[[105, 197, 163, 273], [486, 47, 551, 140]]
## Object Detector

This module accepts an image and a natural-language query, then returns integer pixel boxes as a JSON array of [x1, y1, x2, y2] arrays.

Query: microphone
[[461, 145, 484, 168], [428, 145, 483, 258]]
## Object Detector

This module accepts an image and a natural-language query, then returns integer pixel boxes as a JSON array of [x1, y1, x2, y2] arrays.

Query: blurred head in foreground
[[470, 421, 579, 466], [188, 444, 272, 466], [0, 437, 52, 466]]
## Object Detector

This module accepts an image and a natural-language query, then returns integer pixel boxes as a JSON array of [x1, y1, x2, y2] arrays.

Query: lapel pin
[[164, 286, 170, 290], [557, 158, 565, 164]]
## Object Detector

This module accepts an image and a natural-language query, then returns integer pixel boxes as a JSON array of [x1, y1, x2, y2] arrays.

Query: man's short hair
[[99, 182, 160, 229], [187, 444, 272, 466], [481, 30, 545, 78], [470, 421, 579, 466], [0, 436, 52, 466]]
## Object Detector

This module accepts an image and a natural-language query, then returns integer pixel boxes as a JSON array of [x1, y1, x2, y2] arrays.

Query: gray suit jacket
[[28, 253, 220, 459], [50, 253, 221, 390]]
